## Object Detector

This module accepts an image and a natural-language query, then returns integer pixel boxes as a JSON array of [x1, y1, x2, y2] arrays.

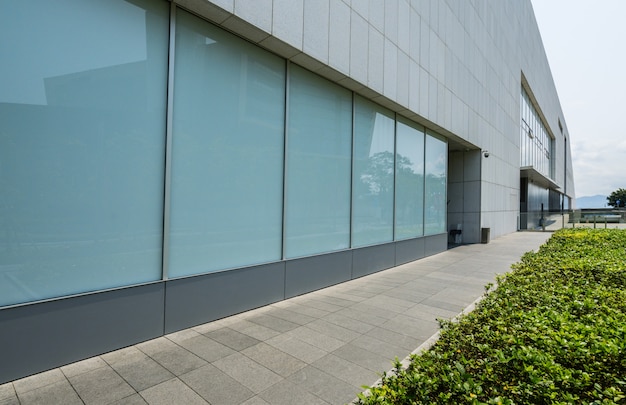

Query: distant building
[[0, 0, 574, 383]]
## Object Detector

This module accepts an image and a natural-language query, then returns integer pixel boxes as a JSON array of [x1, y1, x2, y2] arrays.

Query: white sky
[[530, 0, 626, 197]]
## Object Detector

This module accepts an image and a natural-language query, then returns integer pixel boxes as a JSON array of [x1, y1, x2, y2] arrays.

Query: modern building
[[0, 0, 574, 383]]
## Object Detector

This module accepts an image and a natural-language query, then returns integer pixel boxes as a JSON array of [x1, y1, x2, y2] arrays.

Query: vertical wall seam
[[392, 113, 398, 242], [162, 3, 176, 283], [349, 92, 355, 279], [392, 114, 398, 265], [162, 2, 177, 332], [282, 61, 290, 297]]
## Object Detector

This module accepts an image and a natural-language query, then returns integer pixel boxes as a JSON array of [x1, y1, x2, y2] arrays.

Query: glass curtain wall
[[520, 88, 553, 179], [395, 120, 425, 239], [168, 9, 285, 277], [0, 0, 170, 307], [352, 97, 395, 247], [424, 133, 447, 235], [285, 66, 352, 258], [0, 3, 451, 307]]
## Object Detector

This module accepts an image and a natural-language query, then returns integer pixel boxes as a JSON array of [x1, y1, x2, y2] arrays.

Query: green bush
[[357, 229, 626, 405]]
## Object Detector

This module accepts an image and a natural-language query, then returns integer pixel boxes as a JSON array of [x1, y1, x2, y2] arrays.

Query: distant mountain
[[576, 195, 608, 209]]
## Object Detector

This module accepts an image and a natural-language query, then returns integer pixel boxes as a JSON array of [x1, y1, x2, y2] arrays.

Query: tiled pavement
[[1, 231, 552, 405]]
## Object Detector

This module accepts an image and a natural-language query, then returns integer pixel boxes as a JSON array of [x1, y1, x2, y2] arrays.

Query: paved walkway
[[0, 232, 552, 405]]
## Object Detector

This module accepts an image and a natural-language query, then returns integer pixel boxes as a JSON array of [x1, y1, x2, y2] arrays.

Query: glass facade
[[285, 66, 352, 258], [395, 120, 425, 240], [352, 97, 396, 247], [0, 0, 170, 307], [168, 10, 285, 276], [424, 133, 447, 235], [520, 87, 553, 179], [0, 4, 448, 308]]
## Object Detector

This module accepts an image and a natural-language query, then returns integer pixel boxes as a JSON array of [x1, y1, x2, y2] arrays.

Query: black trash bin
[[481, 227, 490, 244]]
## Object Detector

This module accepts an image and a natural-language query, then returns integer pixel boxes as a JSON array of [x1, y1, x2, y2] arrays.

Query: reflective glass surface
[[168, 10, 285, 276], [285, 66, 352, 258], [424, 133, 447, 235], [352, 97, 395, 247], [395, 120, 425, 239], [0, 0, 170, 307]]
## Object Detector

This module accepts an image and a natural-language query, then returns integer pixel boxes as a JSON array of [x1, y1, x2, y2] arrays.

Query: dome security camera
[[483, 150, 490, 158]]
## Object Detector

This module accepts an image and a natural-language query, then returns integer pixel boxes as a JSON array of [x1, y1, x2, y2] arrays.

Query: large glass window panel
[[424, 133, 447, 235], [0, 0, 169, 307], [352, 97, 395, 247], [521, 87, 553, 179], [395, 120, 425, 240], [169, 10, 285, 277], [285, 66, 352, 258]]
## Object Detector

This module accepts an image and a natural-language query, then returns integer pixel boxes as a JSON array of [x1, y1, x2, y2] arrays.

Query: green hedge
[[357, 229, 626, 405]]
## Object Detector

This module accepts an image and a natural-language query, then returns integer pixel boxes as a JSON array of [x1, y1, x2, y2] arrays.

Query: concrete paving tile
[[258, 380, 327, 405], [360, 296, 415, 313], [109, 393, 148, 405], [377, 271, 422, 282], [180, 364, 254, 405], [321, 312, 377, 334], [241, 342, 307, 377], [214, 315, 249, 327], [366, 326, 424, 352], [240, 395, 271, 405], [337, 288, 379, 299], [102, 346, 146, 367], [314, 290, 368, 304], [402, 279, 450, 295], [419, 297, 466, 312], [69, 366, 136, 404], [349, 334, 411, 363], [263, 307, 316, 325], [423, 272, 466, 282], [265, 334, 328, 364], [16, 380, 82, 405], [165, 328, 202, 344], [0, 383, 15, 400], [429, 288, 481, 305], [354, 280, 397, 291], [331, 343, 396, 374], [311, 354, 379, 389], [136, 337, 178, 357], [139, 378, 208, 405], [226, 319, 281, 341], [238, 304, 273, 317], [110, 353, 174, 391], [205, 327, 261, 351], [176, 334, 236, 362], [381, 314, 439, 340], [361, 278, 404, 289], [350, 281, 382, 292], [270, 299, 297, 309], [285, 326, 345, 352], [13, 369, 66, 395], [213, 353, 282, 394], [347, 302, 399, 321], [294, 297, 346, 312], [403, 303, 459, 322], [276, 302, 330, 319], [191, 321, 224, 334], [304, 319, 361, 343], [0, 396, 19, 405], [380, 288, 432, 304], [60, 356, 108, 378], [245, 313, 301, 333], [287, 365, 360, 404], [147, 345, 208, 376], [333, 307, 392, 327]]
